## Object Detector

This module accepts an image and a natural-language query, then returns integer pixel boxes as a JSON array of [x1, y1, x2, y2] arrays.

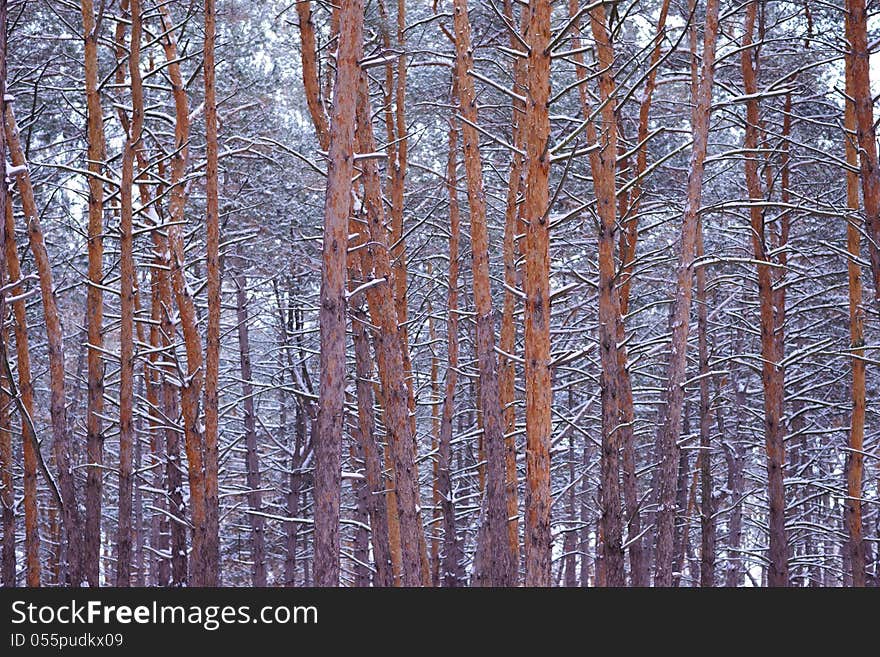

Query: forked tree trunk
[[6, 105, 81, 585]]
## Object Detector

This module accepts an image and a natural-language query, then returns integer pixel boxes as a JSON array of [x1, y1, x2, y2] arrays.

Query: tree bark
[[158, 3, 210, 586], [350, 297, 393, 587], [0, 0, 12, 587], [3, 195, 40, 586], [296, 1, 329, 151], [740, 1, 788, 587], [6, 105, 81, 585], [653, 0, 721, 586], [315, 0, 363, 587], [452, 0, 515, 587], [843, 17, 866, 587], [438, 111, 466, 587], [845, 0, 880, 302], [520, 0, 553, 588], [313, 0, 363, 587], [203, 0, 222, 587], [586, 3, 628, 588], [232, 261, 266, 586], [353, 71, 424, 587], [499, 0, 527, 576], [696, 219, 714, 587], [78, 0, 106, 588]]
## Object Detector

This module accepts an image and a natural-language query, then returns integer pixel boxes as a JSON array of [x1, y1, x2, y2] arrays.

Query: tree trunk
[[724, 369, 746, 587], [350, 298, 393, 587], [740, 2, 788, 586], [0, 333, 12, 586], [158, 3, 208, 586], [202, 0, 222, 587], [520, 0, 554, 588], [653, 0, 721, 586], [845, 0, 880, 301], [78, 0, 106, 588], [585, 4, 628, 588], [6, 105, 81, 585], [500, 0, 527, 577], [843, 19, 866, 587], [353, 71, 424, 587], [451, 0, 515, 587], [429, 285, 441, 586], [296, 1, 329, 149], [313, 0, 363, 587], [0, 2, 12, 587], [234, 260, 266, 586], [696, 220, 714, 587], [438, 110, 466, 587], [563, 433, 577, 587], [114, 0, 145, 586], [3, 195, 40, 586]]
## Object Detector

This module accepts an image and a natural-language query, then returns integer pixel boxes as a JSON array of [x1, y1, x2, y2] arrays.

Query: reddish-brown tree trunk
[[438, 112, 466, 587], [79, 0, 106, 588], [0, 2, 12, 587], [296, 1, 330, 150], [6, 106, 81, 585], [350, 296, 393, 587], [500, 0, 527, 573], [387, 0, 431, 585], [740, 2, 788, 587], [586, 3, 627, 588], [845, 0, 880, 301], [313, 0, 363, 587], [692, 0, 714, 588], [653, 0, 721, 586], [451, 0, 515, 587], [353, 71, 424, 587], [521, 0, 553, 590], [2, 195, 40, 586], [0, 336, 12, 586], [203, 0, 222, 586], [843, 16, 866, 587], [116, 79, 135, 588], [158, 3, 208, 586]]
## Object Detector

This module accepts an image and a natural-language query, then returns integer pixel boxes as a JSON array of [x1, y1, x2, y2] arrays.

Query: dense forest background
[[0, 0, 878, 587]]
